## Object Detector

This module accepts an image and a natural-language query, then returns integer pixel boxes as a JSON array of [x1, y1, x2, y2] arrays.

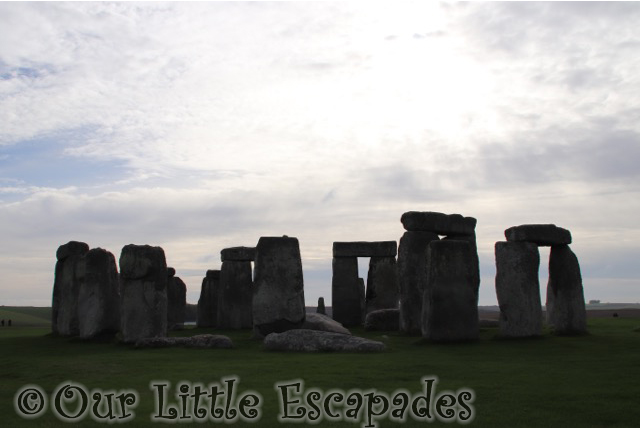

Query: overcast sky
[[1, 2, 639, 307]]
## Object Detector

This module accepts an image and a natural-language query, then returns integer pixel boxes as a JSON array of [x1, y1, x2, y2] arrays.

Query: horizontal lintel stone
[[221, 246, 257, 262], [333, 241, 397, 258], [401, 211, 477, 235], [505, 224, 571, 246]]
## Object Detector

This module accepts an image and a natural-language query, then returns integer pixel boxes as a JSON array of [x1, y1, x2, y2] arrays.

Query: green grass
[[1, 319, 640, 427], [0, 306, 51, 327]]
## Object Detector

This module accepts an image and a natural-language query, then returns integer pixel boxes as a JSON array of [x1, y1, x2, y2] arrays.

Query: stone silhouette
[[52, 241, 89, 336], [217, 247, 254, 329], [316, 297, 326, 315], [197, 270, 220, 328], [119, 244, 168, 343], [167, 268, 187, 331], [252, 236, 306, 336], [546, 244, 587, 334], [505, 224, 571, 246]]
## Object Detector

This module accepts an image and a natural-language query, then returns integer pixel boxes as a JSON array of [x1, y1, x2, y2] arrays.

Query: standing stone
[[495, 241, 542, 337], [358, 278, 366, 321], [365, 256, 399, 313], [197, 270, 220, 328], [218, 260, 253, 329], [252, 236, 305, 336], [546, 245, 587, 335], [398, 231, 439, 335], [167, 269, 187, 331], [332, 257, 363, 327], [77, 248, 120, 339], [119, 245, 168, 343], [444, 233, 481, 299], [422, 240, 478, 342], [52, 241, 90, 336], [316, 297, 326, 315]]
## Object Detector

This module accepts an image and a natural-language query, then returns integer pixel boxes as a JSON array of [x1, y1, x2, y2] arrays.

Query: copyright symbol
[[14, 385, 47, 419]]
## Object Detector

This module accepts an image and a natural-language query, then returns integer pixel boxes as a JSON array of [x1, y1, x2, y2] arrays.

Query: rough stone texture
[[217, 260, 253, 329], [52, 241, 89, 336], [264, 329, 385, 353], [331, 257, 364, 327], [443, 233, 480, 298], [197, 270, 220, 328], [365, 256, 399, 313], [422, 240, 479, 342], [252, 236, 305, 336], [505, 224, 572, 246], [495, 241, 542, 337], [302, 313, 351, 335], [221, 246, 256, 262], [401, 211, 477, 235], [364, 308, 400, 331], [135, 334, 233, 349], [546, 245, 587, 335], [316, 297, 326, 315], [398, 231, 439, 335], [167, 275, 187, 331], [333, 241, 397, 258], [119, 245, 168, 344], [77, 248, 120, 339]]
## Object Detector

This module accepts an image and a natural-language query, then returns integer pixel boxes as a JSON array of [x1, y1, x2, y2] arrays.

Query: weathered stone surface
[[401, 211, 477, 235], [135, 334, 233, 349], [197, 270, 220, 328], [398, 231, 439, 335], [332, 257, 363, 327], [365, 308, 400, 331], [422, 240, 479, 342], [264, 329, 385, 353], [167, 275, 187, 331], [302, 313, 351, 335], [495, 241, 542, 337], [546, 245, 587, 335], [316, 297, 326, 315], [221, 246, 256, 262], [77, 248, 120, 339], [52, 241, 89, 336], [505, 224, 572, 246], [218, 260, 253, 329], [366, 256, 399, 313], [119, 245, 168, 343], [252, 236, 305, 336], [333, 241, 397, 258]]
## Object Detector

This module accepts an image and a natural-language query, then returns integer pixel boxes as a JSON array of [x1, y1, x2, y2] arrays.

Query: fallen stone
[[302, 313, 351, 335], [197, 270, 220, 328], [333, 241, 397, 258], [365, 308, 400, 331], [221, 246, 256, 262], [401, 211, 477, 235], [331, 257, 364, 327], [52, 241, 89, 336], [546, 245, 587, 335], [366, 256, 399, 313], [135, 334, 233, 349], [264, 329, 385, 353], [505, 224, 572, 246]]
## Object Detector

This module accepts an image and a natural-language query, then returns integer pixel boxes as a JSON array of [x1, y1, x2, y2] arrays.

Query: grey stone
[[167, 267, 176, 277], [135, 334, 233, 349], [495, 241, 542, 337], [422, 240, 479, 342], [119, 245, 168, 343], [398, 231, 439, 335], [221, 246, 256, 262], [401, 211, 477, 235], [365, 308, 400, 331], [77, 248, 120, 339], [366, 256, 399, 313], [197, 270, 220, 328], [316, 297, 326, 315], [252, 236, 305, 336], [167, 275, 187, 331], [52, 241, 89, 336], [331, 257, 364, 327], [217, 260, 253, 329], [546, 245, 587, 335], [302, 313, 351, 335], [505, 224, 572, 246], [333, 241, 397, 258], [264, 329, 385, 353]]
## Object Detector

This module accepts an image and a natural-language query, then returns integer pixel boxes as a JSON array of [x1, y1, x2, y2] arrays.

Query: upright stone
[[366, 256, 399, 313], [52, 241, 90, 336], [167, 268, 187, 331], [253, 236, 306, 336], [546, 245, 587, 335], [316, 297, 326, 315], [197, 270, 220, 328], [422, 240, 478, 342], [332, 257, 363, 327], [398, 231, 439, 334], [218, 260, 253, 329], [119, 244, 168, 343], [77, 248, 120, 339], [495, 241, 542, 337]]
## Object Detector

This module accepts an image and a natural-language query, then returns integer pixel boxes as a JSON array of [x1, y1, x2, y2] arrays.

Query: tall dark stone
[[365, 256, 399, 313], [316, 297, 326, 315], [218, 260, 253, 329], [52, 241, 89, 336], [332, 257, 363, 327], [546, 245, 587, 335], [167, 271, 187, 331], [197, 270, 220, 328]]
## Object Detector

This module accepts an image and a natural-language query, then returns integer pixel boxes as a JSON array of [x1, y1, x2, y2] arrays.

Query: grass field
[[0, 306, 51, 328], [1, 318, 640, 427]]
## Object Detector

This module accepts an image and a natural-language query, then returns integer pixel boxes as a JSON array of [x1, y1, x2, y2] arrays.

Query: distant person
[[7, 319, 11, 327], [613, 312, 619, 318], [1, 319, 4, 327]]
